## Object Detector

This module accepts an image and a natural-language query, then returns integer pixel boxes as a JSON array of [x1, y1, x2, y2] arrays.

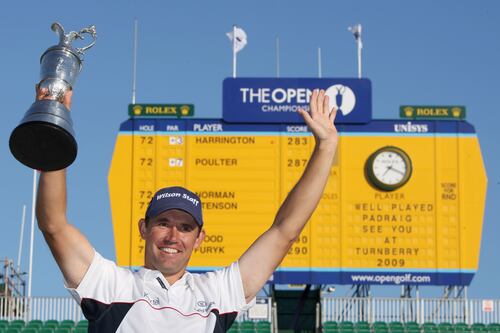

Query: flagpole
[[28, 170, 38, 299], [232, 25, 237, 78], [17, 205, 26, 271], [318, 47, 322, 78], [276, 36, 280, 78], [357, 36, 362, 78], [132, 18, 138, 104], [349, 24, 363, 78]]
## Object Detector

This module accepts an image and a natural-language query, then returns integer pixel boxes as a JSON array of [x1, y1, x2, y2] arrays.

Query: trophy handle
[[75, 25, 97, 56], [50, 22, 97, 56]]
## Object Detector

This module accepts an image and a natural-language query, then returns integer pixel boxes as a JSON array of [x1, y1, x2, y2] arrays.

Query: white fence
[[0, 296, 273, 323], [2, 296, 500, 325], [0, 297, 84, 322], [321, 297, 500, 324]]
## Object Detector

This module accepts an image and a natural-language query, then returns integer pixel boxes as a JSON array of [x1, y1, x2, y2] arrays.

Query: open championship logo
[[225, 78, 370, 123], [325, 84, 356, 116]]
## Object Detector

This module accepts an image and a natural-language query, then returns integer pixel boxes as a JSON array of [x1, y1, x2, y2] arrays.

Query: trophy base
[[9, 100, 77, 171]]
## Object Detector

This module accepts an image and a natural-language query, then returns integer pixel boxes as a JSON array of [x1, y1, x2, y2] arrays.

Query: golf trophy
[[9, 22, 96, 171]]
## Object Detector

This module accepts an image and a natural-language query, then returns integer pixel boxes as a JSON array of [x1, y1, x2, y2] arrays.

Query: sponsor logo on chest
[[194, 300, 216, 313]]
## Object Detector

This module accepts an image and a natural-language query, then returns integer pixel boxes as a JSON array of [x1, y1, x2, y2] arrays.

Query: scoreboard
[[108, 118, 486, 285]]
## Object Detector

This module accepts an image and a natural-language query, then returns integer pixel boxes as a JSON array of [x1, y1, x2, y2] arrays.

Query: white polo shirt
[[66, 251, 255, 333]]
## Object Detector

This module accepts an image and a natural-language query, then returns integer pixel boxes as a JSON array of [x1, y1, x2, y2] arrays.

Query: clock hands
[[383, 165, 392, 176], [383, 163, 405, 177], [390, 167, 405, 176]]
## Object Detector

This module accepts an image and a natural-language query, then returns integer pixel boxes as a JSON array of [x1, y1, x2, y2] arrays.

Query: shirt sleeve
[[214, 261, 256, 313], [65, 250, 133, 305]]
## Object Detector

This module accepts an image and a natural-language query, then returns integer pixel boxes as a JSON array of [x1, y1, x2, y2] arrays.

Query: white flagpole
[[349, 24, 363, 79], [17, 205, 26, 271], [318, 47, 322, 78], [357, 24, 362, 78], [276, 36, 280, 78], [357, 36, 362, 78], [232, 25, 237, 78], [132, 18, 138, 104], [28, 170, 38, 298]]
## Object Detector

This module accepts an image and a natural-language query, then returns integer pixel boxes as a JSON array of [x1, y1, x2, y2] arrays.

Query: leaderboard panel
[[108, 119, 486, 285], [185, 121, 282, 267]]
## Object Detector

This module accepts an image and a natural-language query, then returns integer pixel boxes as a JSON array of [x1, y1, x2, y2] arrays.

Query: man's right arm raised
[[36, 170, 94, 289], [34, 88, 94, 288]]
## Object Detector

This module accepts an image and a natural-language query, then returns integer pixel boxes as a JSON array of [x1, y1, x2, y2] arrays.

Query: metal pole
[[232, 25, 237, 78], [272, 301, 278, 333], [357, 38, 362, 78], [132, 18, 138, 104], [4, 258, 9, 298], [316, 301, 320, 333], [27, 170, 38, 298], [318, 47, 322, 78], [17, 205, 26, 270], [276, 36, 280, 78]]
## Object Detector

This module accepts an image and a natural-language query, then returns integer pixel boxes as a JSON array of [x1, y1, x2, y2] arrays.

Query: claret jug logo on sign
[[325, 84, 356, 116]]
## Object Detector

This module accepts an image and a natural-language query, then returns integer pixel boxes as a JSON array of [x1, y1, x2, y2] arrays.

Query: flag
[[226, 26, 247, 53], [348, 24, 363, 49]]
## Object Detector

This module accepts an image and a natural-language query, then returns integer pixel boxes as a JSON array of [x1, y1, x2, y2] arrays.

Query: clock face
[[366, 146, 412, 191]]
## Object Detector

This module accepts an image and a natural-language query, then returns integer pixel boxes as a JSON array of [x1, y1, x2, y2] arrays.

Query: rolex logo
[[404, 107, 414, 117], [180, 105, 190, 116], [133, 105, 143, 116]]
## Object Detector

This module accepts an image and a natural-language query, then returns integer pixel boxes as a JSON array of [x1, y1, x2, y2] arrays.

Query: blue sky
[[1, 0, 499, 297]]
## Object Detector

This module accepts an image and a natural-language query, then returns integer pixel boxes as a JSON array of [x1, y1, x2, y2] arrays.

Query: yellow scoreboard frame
[[108, 118, 487, 285]]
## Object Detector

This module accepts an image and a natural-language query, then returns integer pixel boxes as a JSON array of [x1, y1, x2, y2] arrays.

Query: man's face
[[139, 209, 204, 281]]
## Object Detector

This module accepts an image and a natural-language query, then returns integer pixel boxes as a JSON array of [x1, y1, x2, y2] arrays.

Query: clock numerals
[[365, 146, 412, 191]]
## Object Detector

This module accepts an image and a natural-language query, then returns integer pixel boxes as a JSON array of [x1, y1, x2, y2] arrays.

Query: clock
[[365, 146, 412, 191]]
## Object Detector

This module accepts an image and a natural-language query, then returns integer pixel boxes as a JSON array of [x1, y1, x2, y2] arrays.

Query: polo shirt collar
[[139, 266, 194, 290]]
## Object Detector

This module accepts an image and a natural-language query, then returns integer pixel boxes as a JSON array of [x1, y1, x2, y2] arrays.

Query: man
[[36, 88, 338, 332]]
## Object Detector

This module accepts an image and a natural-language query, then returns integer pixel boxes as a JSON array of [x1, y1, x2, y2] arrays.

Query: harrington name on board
[[223, 78, 372, 123]]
